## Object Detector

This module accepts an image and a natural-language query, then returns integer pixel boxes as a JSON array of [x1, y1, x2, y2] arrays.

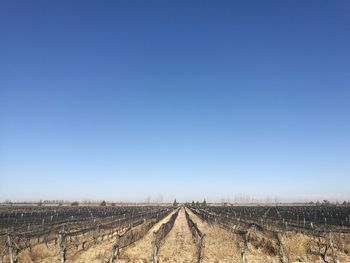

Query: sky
[[1, 1, 350, 203]]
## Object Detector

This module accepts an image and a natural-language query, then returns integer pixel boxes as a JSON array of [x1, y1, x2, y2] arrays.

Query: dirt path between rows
[[185, 208, 243, 263], [70, 236, 115, 263], [157, 207, 197, 263], [118, 210, 177, 263]]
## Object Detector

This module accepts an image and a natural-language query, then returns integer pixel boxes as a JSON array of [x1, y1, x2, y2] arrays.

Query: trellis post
[[58, 231, 66, 263]]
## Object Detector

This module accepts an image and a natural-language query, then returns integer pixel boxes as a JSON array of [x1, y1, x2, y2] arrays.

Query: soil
[[6, 207, 350, 263]]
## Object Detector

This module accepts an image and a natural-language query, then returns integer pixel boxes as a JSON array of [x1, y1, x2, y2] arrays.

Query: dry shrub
[[283, 232, 309, 257], [248, 230, 279, 256], [332, 232, 350, 254], [262, 239, 278, 256], [19, 243, 55, 263]]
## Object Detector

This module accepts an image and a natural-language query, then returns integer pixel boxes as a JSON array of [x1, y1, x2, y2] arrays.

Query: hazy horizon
[[2, 193, 350, 204], [1, 1, 350, 202]]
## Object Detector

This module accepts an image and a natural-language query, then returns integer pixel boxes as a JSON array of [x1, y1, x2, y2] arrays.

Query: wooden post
[[7, 234, 14, 263], [109, 244, 119, 263], [95, 225, 100, 244], [277, 233, 286, 263], [151, 232, 158, 263], [197, 235, 205, 263], [241, 232, 248, 263], [58, 232, 66, 263]]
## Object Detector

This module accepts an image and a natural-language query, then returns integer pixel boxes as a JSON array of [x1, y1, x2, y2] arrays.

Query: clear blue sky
[[1, 1, 349, 202]]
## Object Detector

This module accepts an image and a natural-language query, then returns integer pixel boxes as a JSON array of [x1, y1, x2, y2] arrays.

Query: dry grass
[[70, 238, 115, 263], [185, 208, 242, 263], [17, 242, 58, 263], [5, 208, 350, 263], [118, 210, 177, 263], [281, 232, 314, 262], [157, 207, 197, 263]]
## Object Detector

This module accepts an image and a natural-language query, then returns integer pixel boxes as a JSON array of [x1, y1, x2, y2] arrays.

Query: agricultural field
[[1, 204, 350, 263]]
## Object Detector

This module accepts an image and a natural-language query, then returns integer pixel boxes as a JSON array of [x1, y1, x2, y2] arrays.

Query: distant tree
[[195, 201, 200, 207], [191, 201, 195, 207], [71, 201, 79, 207], [202, 199, 207, 207], [100, 200, 107, 206], [322, 200, 330, 206], [173, 199, 178, 207]]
